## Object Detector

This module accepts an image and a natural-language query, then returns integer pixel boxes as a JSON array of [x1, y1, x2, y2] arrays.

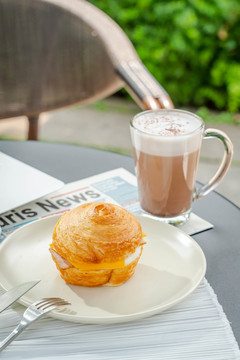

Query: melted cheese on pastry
[[50, 244, 143, 271]]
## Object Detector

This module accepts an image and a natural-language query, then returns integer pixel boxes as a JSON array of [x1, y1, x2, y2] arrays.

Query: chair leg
[[27, 115, 39, 140]]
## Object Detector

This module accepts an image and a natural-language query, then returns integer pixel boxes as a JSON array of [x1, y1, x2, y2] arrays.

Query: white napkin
[[0, 279, 239, 359]]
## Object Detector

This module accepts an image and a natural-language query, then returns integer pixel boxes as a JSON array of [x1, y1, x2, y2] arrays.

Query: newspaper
[[0, 168, 213, 243]]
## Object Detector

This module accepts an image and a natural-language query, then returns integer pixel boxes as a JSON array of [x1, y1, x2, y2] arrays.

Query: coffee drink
[[131, 109, 233, 224], [131, 111, 203, 218], [133, 148, 200, 217]]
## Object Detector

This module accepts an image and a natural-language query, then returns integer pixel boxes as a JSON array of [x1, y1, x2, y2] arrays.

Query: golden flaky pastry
[[49, 202, 146, 287]]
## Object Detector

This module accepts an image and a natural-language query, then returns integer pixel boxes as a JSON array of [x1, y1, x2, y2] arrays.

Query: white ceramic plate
[[0, 214, 206, 324]]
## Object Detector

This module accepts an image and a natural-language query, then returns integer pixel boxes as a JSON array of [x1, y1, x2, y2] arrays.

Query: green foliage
[[89, 0, 240, 111], [196, 106, 237, 124]]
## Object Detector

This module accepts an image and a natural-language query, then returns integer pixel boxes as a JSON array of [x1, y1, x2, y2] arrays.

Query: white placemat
[[0, 279, 239, 359]]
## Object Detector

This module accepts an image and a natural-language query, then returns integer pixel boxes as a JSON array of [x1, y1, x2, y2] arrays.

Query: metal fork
[[0, 297, 71, 352]]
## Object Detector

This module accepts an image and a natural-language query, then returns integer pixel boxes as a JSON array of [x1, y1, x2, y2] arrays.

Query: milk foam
[[131, 110, 204, 156]]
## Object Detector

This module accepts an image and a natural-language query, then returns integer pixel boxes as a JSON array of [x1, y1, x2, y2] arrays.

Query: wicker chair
[[0, 0, 173, 140]]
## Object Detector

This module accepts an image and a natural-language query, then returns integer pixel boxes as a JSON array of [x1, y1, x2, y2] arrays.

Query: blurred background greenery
[[89, 0, 240, 115]]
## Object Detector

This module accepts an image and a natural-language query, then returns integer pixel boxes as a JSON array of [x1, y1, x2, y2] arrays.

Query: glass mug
[[130, 109, 233, 225]]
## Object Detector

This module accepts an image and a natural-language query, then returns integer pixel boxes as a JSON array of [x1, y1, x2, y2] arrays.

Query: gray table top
[[1, 140, 240, 343]]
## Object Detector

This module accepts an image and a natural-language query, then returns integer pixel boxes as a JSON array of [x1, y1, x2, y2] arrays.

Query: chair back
[[0, 0, 173, 138]]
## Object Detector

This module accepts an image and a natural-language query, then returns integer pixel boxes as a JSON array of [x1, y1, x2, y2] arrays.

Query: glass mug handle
[[193, 128, 234, 201]]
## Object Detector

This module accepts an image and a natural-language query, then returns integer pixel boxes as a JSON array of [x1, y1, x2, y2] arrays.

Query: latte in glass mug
[[130, 110, 233, 225]]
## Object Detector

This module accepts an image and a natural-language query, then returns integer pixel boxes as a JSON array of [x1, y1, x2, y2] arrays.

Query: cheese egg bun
[[49, 202, 146, 287]]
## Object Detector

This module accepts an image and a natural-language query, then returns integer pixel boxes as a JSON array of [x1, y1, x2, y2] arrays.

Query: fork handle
[[0, 323, 27, 352]]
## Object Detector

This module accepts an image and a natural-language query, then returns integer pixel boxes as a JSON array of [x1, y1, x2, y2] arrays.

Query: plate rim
[[0, 214, 207, 324]]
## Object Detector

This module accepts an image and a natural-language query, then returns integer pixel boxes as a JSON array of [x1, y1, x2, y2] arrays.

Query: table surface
[[1, 140, 240, 343]]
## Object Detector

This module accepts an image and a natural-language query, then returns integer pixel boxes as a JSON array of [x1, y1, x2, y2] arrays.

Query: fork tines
[[33, 297, 71, 311]]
